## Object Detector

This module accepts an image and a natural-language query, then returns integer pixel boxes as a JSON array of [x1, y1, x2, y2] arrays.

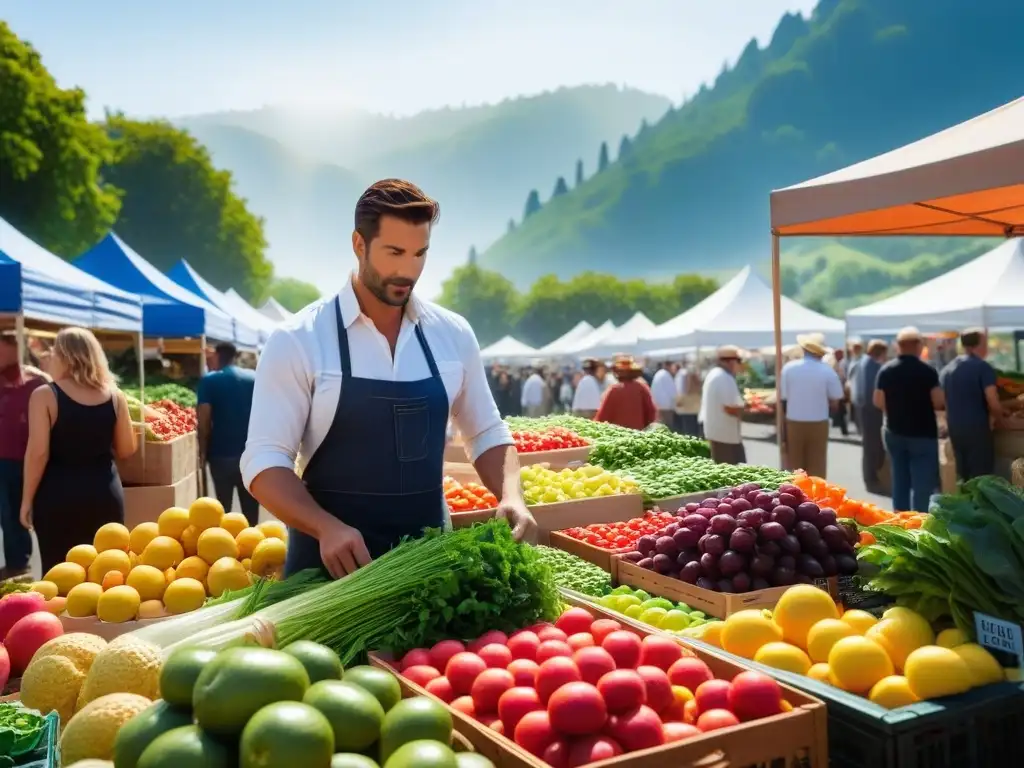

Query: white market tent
[[222, 288, 281, 342], [537, 321, 594, 357], [480, 335, 538, 362], [640, 266, 844, 350], [260, 297, 294, 322], [565, 320, 617, 356], [846, 238, 1024, 334], [577, 312, 657, 358]]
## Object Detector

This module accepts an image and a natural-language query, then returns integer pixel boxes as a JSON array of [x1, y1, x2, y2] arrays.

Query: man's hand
[[318, 518, 372, 579], [19, 503, 32, 531], [496, 498, 538, 544]]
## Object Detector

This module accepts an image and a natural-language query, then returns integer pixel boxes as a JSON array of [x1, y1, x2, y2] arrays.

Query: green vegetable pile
[[589, 430, 710, 470], [506, 415, 638, 443], [858, 476, 1024, 634], [121, 382, 197, 408], [0, 703, 47, 767], [618, 456, 793, 502], [534, 546, 612, 597]]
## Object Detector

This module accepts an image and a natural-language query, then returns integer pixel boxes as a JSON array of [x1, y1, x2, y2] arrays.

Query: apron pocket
[[394, 401, 430, 462]]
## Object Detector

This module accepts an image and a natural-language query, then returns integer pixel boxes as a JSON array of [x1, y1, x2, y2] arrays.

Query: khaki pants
[[525, 404, 545, 418], [658, 410, 675, 428], [786, 419, 829, 478]]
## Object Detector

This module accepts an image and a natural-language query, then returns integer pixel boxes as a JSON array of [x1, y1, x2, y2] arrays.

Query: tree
[[597, 141, 610, 172], [103, 116, 273, 300], [638, 118, 650, 136], [467, 245, 478, 265], [507, 218, 516, 233], [263, 277, 320, 312], [552, 176, 569, 198], [523, 189, 542, 219], [0, 23, 120, 256], [574, 159, 584, 187], [436, 265, 518, 346], [618, 135, 633, 159]]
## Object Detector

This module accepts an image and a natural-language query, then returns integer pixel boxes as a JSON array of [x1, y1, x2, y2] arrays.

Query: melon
[[0, 591, 46, 639], [5, 611, 65, 674]]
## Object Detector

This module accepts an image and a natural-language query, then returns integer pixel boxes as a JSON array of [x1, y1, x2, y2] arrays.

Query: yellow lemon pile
[[32, 498, 289, 624]]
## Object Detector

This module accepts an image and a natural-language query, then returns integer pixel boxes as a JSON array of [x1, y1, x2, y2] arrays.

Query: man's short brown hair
[[960, 328, 984, 349], [354, 179, 440, 246]]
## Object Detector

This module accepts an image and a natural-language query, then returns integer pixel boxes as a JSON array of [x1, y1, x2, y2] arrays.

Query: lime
[[676, 603, 692, 612], [160, 647, 218, 709], [304, 680, 385, 752], [283, 641, 344, 683], [633, 590, 651, 602], [659, 610, 692, 632], [624, 604, 644, 619], [240, 701, 335, 768], [114, 700, 194, 768], [611, 585, 634, 595], [193, 647, 310, 736], [383, 740, 457, 768], [333, 756, 381, 768], [454, 754, 496, 768], [639, 607, 668, 627], [379, 698, 453, 763], [641, 597, 674, 611], [343, 666, 402, 713], [137, 725, 232, 768]]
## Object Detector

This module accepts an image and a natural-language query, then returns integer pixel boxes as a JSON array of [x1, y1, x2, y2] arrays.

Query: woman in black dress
[[20, 327, 137, 573]]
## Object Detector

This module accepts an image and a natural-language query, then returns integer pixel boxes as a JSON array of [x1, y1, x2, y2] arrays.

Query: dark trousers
[[859, 406, 885, 491], [948, 427, 995, 481], [678, 414, 700, 437], [710, 441, 746, 465], [883, 429, 939, 513], [832, 402, 849, 436], [0, 459, 32, 572], [208, 456, 260, 527]]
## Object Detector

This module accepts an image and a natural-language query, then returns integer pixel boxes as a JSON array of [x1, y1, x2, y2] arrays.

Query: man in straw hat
[[699, 346, 746, 464], [874, 327, 943, 512], [780, 333, 844, 479], [853, 339, 890, 493], [595, 357, 656, 430]]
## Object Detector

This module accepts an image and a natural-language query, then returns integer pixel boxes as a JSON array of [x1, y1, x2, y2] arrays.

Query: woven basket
[[1012, 457, 1024, 488]]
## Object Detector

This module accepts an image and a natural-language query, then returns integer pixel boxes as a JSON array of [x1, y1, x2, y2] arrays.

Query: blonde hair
[[52, 327, 112, 390]]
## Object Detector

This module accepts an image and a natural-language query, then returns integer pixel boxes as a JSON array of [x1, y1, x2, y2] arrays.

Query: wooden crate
[[124, 471, 197, 528], [116, 432, 198, 486], [547, 530, 630, 571], [612, 557, 839, 619], [370, 594, 828, 768], [444, 462, 480, 485], [517, 445, 591, 469]]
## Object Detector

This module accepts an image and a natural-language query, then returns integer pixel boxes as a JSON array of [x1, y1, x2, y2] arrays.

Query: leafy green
[[615, 456, 792, 502], [121, 382, 197, 408], [0, 702, 47, 759], [589, 431, 710, 471], [535, 546, 612, 597]]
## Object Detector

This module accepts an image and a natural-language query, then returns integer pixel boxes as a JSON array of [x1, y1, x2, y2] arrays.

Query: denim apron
[[284, 299, 449, 575]]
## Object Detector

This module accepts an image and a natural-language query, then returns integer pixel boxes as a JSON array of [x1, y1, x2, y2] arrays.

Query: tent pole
[[14, 314, 26, 367], [199, 335, 208, 375], [136, 332, 146, 468], [771, 234, 785, 468]]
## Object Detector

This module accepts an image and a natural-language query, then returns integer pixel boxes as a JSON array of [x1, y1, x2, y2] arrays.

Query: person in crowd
[[846, 340, 864, 432], [830, 349, 850, 436], [510, 370, 523, 416], [596, 358, 656, 430], [198, 342, 260, 526], [558, 373, 574, 413], [572, 359, 603, 418], [0, 333, 50, 580], [853, 339, 889, 493], [675, 359, 702, 437], [492, 370, 516, 417], [698, 346, 746, 464], [650, 362, 678, 428], [874, 327, 944, 513], [521, 366, 547, 417], [20, 328, 137, 573], [939, 328, 1004, 481], [780, 334, 844, 479]]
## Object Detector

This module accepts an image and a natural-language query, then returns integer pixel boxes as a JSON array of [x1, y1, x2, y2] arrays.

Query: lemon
[[952, 644, 1004, 687], [807, 663, 832, 683], [87, 550, 132, 584], [903, 645, 973, 700], [257, 519, 287, 540], [721, 609, 784, 659], [66, 582, 104, 617], [128, 522, 160, 556], [97, 585, 141, 623], [30, 581, 59, 600], [43, 561, 87, 596], [125, 565, 167, 601], [868, 675, 920, 708], [936, 628, 969, 649], [754, 642, 812, 675], [93, 523, 130, 553], [137, 600, 166, 620], [180, 525, 200, 557], [220, 512, 250, 538], [638, 607, 668, 627], [827, 636, 894, 694], [189, 497, 225, 531], [250, 537, 286, 577], [176, 555, 210, 583], [66, 544, 98, 570], [806, 619, 857, 663], [865, 615, 933, 672], [163, 577, 207, 614], [772, 585, 840, 650], [140, 536, 184, 570], [624, 604, 644, 619], [698, 622, 723, 648], [840, 609, 878, 635], [158, 506, 191, 539], [206, 557, 250, 598], [235, 527, 266, 558], [659, 610, 691, 632], [197, 527, 239, 565]]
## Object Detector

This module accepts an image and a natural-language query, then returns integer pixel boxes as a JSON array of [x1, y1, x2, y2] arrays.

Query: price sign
[[974, 612, 1023, 671]]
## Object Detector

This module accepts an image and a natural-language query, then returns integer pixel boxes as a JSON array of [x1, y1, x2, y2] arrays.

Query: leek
[[127, 597, 247, 648]]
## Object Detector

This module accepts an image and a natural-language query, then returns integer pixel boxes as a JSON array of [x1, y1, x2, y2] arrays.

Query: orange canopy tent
[[766, 94, 1024, 459]]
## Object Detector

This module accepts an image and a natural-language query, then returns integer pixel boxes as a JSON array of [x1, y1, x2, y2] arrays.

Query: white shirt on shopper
[[780, 356, 844, 422], [240, 274, 512, 489], [572, 374, 602, 411], [674, 368, 689, 396], [650, 369, 677, 410], [699, 366, 742, 444], [521, 373, 546, 408]]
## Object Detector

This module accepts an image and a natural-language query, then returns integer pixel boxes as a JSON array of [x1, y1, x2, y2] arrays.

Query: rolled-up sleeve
[[450, 321, 513, 462], [241, 329, 312, 490]]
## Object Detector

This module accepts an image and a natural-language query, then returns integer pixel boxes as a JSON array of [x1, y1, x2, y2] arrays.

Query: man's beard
[[362, 262, 415, 307]]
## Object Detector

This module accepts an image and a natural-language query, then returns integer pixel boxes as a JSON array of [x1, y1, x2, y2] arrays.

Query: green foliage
[[263, 276, 321, 313], [437, 265, 519, 345], [523, 189, 541, 219], [0, 22, 120, 256]]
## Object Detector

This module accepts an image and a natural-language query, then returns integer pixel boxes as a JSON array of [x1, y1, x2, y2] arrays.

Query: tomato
[[605, 705, 666, 751], [554, 607, 594, 636], [596, 669, 646, 714], [424, 675, 455, 703], [637, 666, 674, 715], [507, 630, 541, 661], [514, 710, 559, 756], [399, 648, 431, 670], [601, 630, 643, 669], [566, 735, 623, 765], [535, 640, 573, 664], [547, 682, 607, 736], [639, 635, 685, 672], [477, 643, 513, 669], [696, 708, 741, 732], [498, 686, 543, 733], [535, 657, 581, 704], [445, 652, 487, 695], [693, 679, 733, 715], [471, 668, 516, 714], [403, 665, 441, 687]]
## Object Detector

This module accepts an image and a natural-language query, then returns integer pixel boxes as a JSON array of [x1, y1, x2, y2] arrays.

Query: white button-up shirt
[[780, 356, 844, 422], [240, 275, 513, 490], [699, 366, 743, 444], [650, 369, 677, 410], [520, 373, 546, 408], [571, 374, 602, 411]]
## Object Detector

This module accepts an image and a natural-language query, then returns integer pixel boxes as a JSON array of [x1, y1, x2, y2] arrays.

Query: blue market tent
[[167, 260, 261, 348], [75, 234, 234, 341], [0, 217, 142, 332]]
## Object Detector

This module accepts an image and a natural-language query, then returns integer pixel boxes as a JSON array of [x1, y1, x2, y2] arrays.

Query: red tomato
[[547, 682, 607, 736], [589, 619, 622, 645], [514, 710, 559, 757], [566, 735, 623, 767], [639, 635, 685, 673], [468, 630, 509, 653], [728, 671, 784, 722], [601, 630, 643, 669], [555, 607, 594, 636], [451, 695, 476, 718], [535, 656, 581, 704], [694, 679, 733, 716], [424, 676, 455, 703], [566, 633, 595, 652], [667, 657, 714, 692], [636, 666, 674, 715], [697, 708, 741, 732], [537, 626, 569, 643], [507, 630, 541, 661], [477, 643, 513, 669], [498, 686, 543, 734], [536, 640, 573, 664], [605, 705, 666, 752], [399, 648, 431, 671], [541, 739, 570, 768], [663, 721, 702, 743], [403, 665, 441, 687], [596, 669, 646, 714], [445, 652, 487, 696], [573, 646, 616, 686], [507, 658, 540, 687], [471, 668, 516, 715], [429, 639, 466, 672]]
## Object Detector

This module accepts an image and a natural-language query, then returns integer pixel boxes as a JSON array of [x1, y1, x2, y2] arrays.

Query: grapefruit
[[136, 724, 231, 768], [721, 609, 783, 659], [379, 697, 453, 763], [771, 585, 839, 650], [806, 619, 856, 663], [113, 699, 193, 768], [342, 666, 402, 713], [160, 647, 218, 708]]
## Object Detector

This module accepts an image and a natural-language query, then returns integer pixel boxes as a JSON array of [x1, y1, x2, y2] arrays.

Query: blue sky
[[3, 0, 818, 118]]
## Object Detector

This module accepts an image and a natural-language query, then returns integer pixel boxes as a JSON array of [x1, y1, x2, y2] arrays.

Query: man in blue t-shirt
[[939, 328, 1005, 481], [198, 343, 259, 524]]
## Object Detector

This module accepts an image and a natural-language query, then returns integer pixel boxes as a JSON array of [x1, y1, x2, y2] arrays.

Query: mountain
[[178, 86, 672, 294], [480, 0, 1024, 305]]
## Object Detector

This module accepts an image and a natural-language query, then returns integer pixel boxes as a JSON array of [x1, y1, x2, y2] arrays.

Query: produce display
[[791, 474, 927, 531], [713, 586, 1011, 709], [30, 498, 287, 624], [559, 510, 682, 552], [506, 415, 639, 443], [126, 394, 198, 442], [995, 369, 1024, 399], [122, 382, 198, 409], [512, 426, 589, 453], [0, 701, 47, 762], [533, 546, 612, 598], [521, 463, 640, 505], [742, 389, 775, 416], [444, 476, 498, 513], [392, 605, 795, 765], [621, 457, 792, 503], [587, 431, 709, 471], [594, 585, 721, 634], [0, 591, 66, 683]]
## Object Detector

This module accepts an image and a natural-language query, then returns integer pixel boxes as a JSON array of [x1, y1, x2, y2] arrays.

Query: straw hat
[[716, 345, 744, 360], [796, 333, 828, 357], [612, 356, 642, 375]]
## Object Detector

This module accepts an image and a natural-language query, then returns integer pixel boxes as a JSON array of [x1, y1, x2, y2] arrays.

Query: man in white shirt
[[674, 360, 702, 436], [698, 347, 746, 464], [241, 179, 536, 579], [650, 363, 678, 428], [572, 359, 603, 418], [780, 334, 844, 479], [520, 368, 547, 417]]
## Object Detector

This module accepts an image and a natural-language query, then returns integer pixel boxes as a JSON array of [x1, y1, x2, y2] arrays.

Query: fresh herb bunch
[[589, 431, 710, 471], [619, 457, 792, 502], [0, 703, 47, 762], [535, 546, 612, 597]]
